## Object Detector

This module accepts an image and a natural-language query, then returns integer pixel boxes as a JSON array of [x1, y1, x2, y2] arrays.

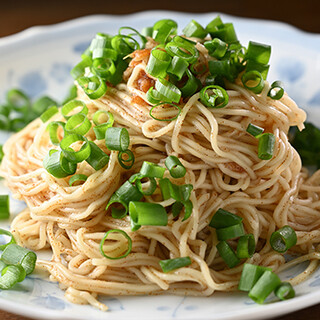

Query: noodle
[[1, 33, 320, 311]]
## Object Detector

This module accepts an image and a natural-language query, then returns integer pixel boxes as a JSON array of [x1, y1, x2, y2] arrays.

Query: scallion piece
[[146, 87, 168, 105], [32, 96, 57, 116], [118, 149, 135, 169], [136, 177, 157, 196], [245, 60, 269, 80], [100, 229, 132, 260], [204, 38, 228, 59], [85, 141, 109, 171], [141, 26, 153, 37], [270, 225, 297, 253], [167, 56, 189, 80], [207, 22, 238, 44], [47, 121, 67, 146], [69, 174, 88, 186], [236, 234, 256, 259], [70, 56, 92, 79], [0, 265, 26, 289], [180, 69, 200, 97], [172, 199, 193, 221], [268, 81, 284, 100], [105, 127, 130, 151], [43, 150, 77, 178], [209, 208, 243, 229], [183, 20, 207, 38], [65, 113, 92, 135], [159, 256, 192, 273], [2, 243, 37, 275], [241, 71, 265, 94], [258, 133, 275, 160], [0, 195, 10, 220], [150, 102, 181, 122], [238, 263, 272, 291], [6, 89, 30, 114], [92, 58, 116, 80], [77, 75, 107, 100], [60, 134, 91, 163], [129, 201, 168, 231], [216, 223, 245, 241], [248, 270, 281, 304], [152, 19, 177, 43], [140, 161, 166, 178], [40, 106, 59, 123], [0, 145, 3, 163], [61, 100, 88, 120], [199, 85, 229, 108], [155, 78, 182, 104], [216, 241, 240, 268], [245, 41, 271, 65], [111, 35, 140, 56], [246, 123, 264, 137], [274, 282, 295, 300], [165, 155, 186, 178], [146, 49, 172, 78], [92, 47, 118, 61], [0, 229, 16, 250]]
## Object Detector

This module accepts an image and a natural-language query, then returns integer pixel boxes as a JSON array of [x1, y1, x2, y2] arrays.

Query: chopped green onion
[[70, 56, 92, 79], [209, 208, 243, 229], [183, 20, 207, 38], [159, 178, 192, 202], [40, 106, 59, 123], [0, 229, 16, 250], [146, 87, 168, 105], [258, 133, 275, 160], [204, 38, 227, 59], [238, 263, 272, 291], [65, 113, 92, 135], [6, 89, 30, 114], [180, 69, 201, 97], [241, 71, 265, 94], [93, 110, 114, 128], [150, 102, 181, 122], [0, 195, 10, 220], [118, 149, 135, 169], [155, 78, 182, 104], [136, 177, 157, 196], [92, 58, 116, 80], [0, 145, 4, 163], [47, 121, 67, 146], [236, 234, 256, 258], [106, 181, 143, 219], [146, 49, 172, 78], [100, 229, 132, 260], [111, 35, 140, 56], [248, 270, 281, 304], [43, 149, 77, 178], [69, 174, 88, 186], [105, 127, 129, 151], [207, 20, 238, 44], [140, 161, 166, 178], [77, 75, 107, 100], [60, 134, 91, 163], [245, 60, 269, 80], [245, 41, 271, 65], [129, 201, 168, 231], [199, 85, 229, 108], [205, 16, 224, 35], [172, 199, 193, 221], [246, 123, 264, 137], [141, 26, 153, 37], [0, 265, 26, 289], [159, 256, 192, 273], [153, 19, 177, 43], [274, 282, 295, 300], [92, 48, 118, 61], [216, 241, 240, 268], [268, 81, 284, 100], [61, 100, 88, 120], [167, 56, 189, 80], [216, 223, 245, 241], [32, 96, 57, 116], [165, 155, 186, 178], [85, 141, 109, 171], [2, 243, 37, 275], [270, 225, 297, 253]]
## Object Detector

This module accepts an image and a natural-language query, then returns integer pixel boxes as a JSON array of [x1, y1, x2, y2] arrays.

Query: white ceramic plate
[[1, 11, 320, 320]]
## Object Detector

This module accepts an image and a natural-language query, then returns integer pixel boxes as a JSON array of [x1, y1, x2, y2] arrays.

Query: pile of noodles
[[1, 40, 320, 311]]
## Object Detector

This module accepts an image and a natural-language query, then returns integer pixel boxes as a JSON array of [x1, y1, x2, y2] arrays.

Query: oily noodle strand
[[2, 59, 320, 310]]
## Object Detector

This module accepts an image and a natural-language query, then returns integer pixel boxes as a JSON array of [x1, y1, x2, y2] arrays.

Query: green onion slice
[[268, 81, 284, 100], [216, 241, 240, 268], [69, 174, 88, 186], [2, 243, 37, 275], [180, 69, 201, 97], [153, 19, 178, 43], [245, 41, 271, 65], [216, 223, 245, 241], [204, 38, 227, 59], [182, 20, 207, 38], [0, 265, 26, 289], [40, 106, 59, 123], [60, 134, 91, 163], [209, 208, 243, 229], [238, 263, 272, 291], [0, 196, 10, 220], [100, 229, 132, 260], [246, 123, 264, 137], [0, 145, 3, 163], [43, 149, 77, 178], [241, 71, 265, 94], [245, 60, 269, 80], [248, 270, 281, 304], [129, 201, 168, 231], [270, 225, 297, 253], [105, 127, 130, 151], [0, 229, 16, 250], [119, 26, 147, 47], [167, 56, 189, 80], [47, 121, 67, 146], [77, 75, 107, 100], [236, 234, 256, 259], [136, 177, 157, 196], [61, 100, 88, 120], [93, 110, 114, 140], [6, 89, 30, 114], [86, 141, 109, 171], [65, 113, 92, 135], [159, 256, 192, 273], [165, 155, 186, 178], [140, 161, 166, 178], [155, 78, 182, 104], [172, 199, 193, 221], [32, 96, 57, 116], [118, 149, 135, 169], [146, 49, 172, 78], [274, 282, 295, 300], [199, 85, 229, 108], [70, 56, 92, 80], [150, 102, 181, 122], [258, 133, 275, 160]]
